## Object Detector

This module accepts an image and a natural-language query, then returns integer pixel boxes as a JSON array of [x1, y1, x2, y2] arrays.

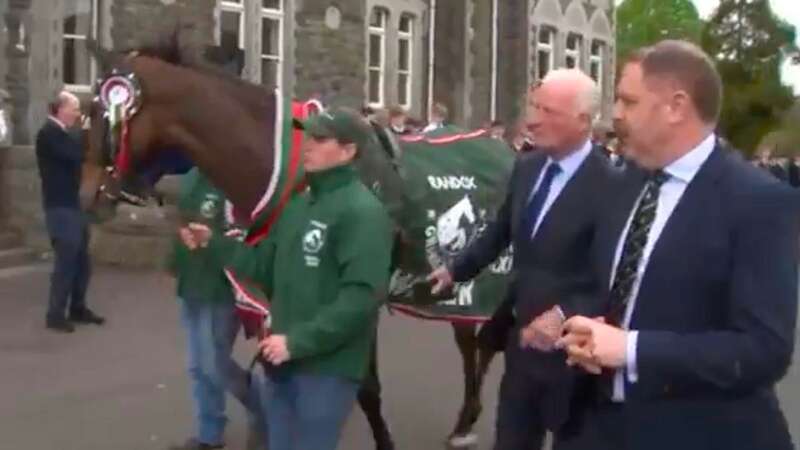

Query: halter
[[95, 66, 142, 177]]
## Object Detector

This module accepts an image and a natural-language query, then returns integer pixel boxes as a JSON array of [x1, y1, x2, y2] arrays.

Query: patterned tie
[[521, 162, 562, 239], [607, 170, 670, 326]]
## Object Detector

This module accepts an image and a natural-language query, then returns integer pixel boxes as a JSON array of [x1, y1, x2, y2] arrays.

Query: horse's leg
[[449, 322, 481, 447], [358, 336, 395, 450]]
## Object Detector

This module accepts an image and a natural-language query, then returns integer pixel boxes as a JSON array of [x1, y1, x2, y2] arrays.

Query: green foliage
[[702, 0, 799, 155], [616, 0, 704, 62]]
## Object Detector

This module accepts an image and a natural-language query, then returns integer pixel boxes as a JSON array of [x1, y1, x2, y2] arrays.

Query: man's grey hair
[[541, 69, 601, 122]]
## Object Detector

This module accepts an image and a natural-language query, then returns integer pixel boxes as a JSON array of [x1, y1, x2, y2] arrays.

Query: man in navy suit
[[36, 91, 105, 333], [557, 40, 799, 450], [428, 70, 618, 450]]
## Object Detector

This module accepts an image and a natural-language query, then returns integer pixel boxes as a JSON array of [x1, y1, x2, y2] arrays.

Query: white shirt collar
[[549, 139, 592, 177], [48, 116, 67, 131], [663, 133, 716, 183]]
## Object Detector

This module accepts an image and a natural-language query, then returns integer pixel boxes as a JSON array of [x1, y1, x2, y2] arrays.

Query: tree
[[616, 0, 704, 62], [702, 0, 799, 154]]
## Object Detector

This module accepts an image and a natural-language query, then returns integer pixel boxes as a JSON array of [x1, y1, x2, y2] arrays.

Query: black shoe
[[46, 317, 75, 333], [69, 309, 106, 325], [168, 438, 225, 450]]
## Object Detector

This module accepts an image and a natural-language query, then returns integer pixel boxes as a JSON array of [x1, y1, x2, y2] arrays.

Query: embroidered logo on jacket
[[302, 220, 328, 267]]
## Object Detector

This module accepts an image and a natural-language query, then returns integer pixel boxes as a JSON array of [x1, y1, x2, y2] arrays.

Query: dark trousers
[[494, 347, 574, 450], [45, 208, 91, 320]]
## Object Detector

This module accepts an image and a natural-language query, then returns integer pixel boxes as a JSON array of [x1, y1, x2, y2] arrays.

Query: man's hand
[[259, 335, 291, 365], [178, 226, 199, 250], [427, 266, 454, 295], [187, 223, 212, 249], [520, 305, 564, 352], [557, 316, 627, 374]]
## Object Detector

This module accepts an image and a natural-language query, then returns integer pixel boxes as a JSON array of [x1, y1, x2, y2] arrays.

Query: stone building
[[0, 0, 615, 266], [0, 0, 615, 143]]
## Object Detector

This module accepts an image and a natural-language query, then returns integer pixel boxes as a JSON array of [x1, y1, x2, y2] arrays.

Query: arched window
[[536, 27, 556, 80], [590, 40, 605, 87], [565, 33, 583, 69]]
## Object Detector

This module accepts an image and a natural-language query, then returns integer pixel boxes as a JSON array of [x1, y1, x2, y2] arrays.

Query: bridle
[[92, 53, 146, 205]]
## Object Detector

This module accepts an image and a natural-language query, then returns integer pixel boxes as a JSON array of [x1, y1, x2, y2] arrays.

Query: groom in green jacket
[[182, 108, 394, 450]]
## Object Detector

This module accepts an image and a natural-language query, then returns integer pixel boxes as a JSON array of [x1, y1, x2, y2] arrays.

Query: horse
[[83, 36, 498, 449]]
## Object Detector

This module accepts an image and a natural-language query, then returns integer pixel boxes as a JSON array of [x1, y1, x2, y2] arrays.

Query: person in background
[[388, 106, 409, 135], [787, 154, 800, 187], [507, 118, 535, 153], [167, 168, 264, 450], [489, 120, 506, 140], [423, 102, 449, 133], [36, 90, 105, 333]]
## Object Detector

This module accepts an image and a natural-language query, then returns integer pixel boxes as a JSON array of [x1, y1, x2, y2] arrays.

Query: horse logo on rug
[[434, 195, 481, 259]]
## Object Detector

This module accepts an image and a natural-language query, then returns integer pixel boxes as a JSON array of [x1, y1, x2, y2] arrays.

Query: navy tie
[[521, 162, 562, 239]]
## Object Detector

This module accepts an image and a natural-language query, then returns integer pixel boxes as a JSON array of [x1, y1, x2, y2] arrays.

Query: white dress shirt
[[48, 116, 67, 131], [528, 140, 593, 239], [611, 133, 716, 401]]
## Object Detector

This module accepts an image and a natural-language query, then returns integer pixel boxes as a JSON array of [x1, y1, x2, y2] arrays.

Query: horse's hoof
[[447, 433, 478, 449]]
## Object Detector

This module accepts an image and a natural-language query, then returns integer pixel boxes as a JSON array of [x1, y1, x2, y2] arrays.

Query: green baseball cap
[[295, 107, 371, 147]]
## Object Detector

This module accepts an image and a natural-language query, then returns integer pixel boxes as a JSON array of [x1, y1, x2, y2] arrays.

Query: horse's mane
[[127, 28, 273, 113]]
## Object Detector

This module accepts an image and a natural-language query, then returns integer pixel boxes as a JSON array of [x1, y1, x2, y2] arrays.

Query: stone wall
[[110, 0, 216, 56], [0, 144, 182, 268], [496, 0, 530, 126], [293, 0, 367, 109], [432, 0, 468, 126]]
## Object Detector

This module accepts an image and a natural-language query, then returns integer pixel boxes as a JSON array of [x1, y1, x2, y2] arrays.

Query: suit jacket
[[451, 146, 618, 429], [576, 144, 799, 450], [35, 119, 84, 210]]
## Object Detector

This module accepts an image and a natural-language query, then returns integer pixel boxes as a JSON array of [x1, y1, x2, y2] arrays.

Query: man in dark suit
[[558, 40, 798, 450], [428, 69, 617, 450], [36, 91, 105, 333]]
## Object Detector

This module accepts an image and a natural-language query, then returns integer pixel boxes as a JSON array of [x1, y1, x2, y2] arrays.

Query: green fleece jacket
[[167, 169, 232, 303], [205, 164, 393, 382]]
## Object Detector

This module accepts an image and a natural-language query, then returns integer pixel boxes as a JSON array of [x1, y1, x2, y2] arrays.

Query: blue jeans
[[261, 372, 358, 450], [45, 208, 91, 320], [179, 297, 264, 446]]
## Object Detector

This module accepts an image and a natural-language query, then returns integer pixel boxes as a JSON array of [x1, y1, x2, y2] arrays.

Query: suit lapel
[[633, 146, 726, 309], [511, 155, 547, 239], [597, 166, 648, 289], [529, 150, 598, 248]]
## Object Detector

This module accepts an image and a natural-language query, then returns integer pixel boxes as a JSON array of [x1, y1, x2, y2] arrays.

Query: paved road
[[0, 267, 798, 450]]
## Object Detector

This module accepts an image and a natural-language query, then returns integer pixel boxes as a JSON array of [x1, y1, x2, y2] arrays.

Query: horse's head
[[85, 33, 197, 211]]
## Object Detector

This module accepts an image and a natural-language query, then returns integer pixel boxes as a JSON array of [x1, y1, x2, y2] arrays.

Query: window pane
[[63, 0, 92, 36], [398, 73, 409, 106], [537, 50, 550, 79], [261, 58, 279, 87], [538, 28, 551, 45], [567, 34, 581, 50], [566, 55, 576, 69], [262, 0, 280, 10], [399, 16, 413, 33], [63, 38, 91, 85], [369, 70, 382, 104], [590, 61, 600, 81], [262, 18, 280, 57], [398, 39, 410, 71], [592, 40, 602, 56], [370, 8, 386, 28], [221, 10, 242, 50], [369, 34, 382, 68]]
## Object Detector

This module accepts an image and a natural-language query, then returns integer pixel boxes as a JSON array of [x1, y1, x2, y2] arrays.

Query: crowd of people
[[32, 38, 798, 450]]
